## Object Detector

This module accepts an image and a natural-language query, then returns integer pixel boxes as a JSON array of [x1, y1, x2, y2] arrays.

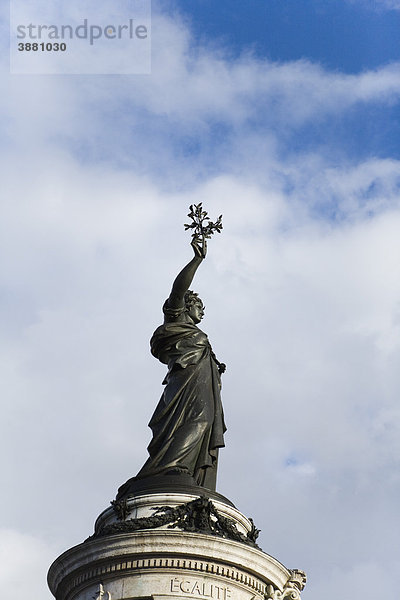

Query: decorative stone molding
[[265, 570, 306, 600], [69, 554, 268, 596], [49, 529, 294, 600], [288, 571, 307, 593]]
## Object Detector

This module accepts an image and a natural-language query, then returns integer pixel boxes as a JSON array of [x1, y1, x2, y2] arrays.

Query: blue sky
[[175, 0, 400, 168], [18, 0, 397, 189], [160, 0, 400, 165], [165, 0, 400, 71], [1, 1, 400, 599]]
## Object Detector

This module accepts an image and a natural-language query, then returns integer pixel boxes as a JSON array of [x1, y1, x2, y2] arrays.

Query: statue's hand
[[191, 237, 207, 259], [218, 363, 226, 375]]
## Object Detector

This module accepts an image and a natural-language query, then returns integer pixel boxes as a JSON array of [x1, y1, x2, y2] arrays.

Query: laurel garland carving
[[89, 496, 260, 548]]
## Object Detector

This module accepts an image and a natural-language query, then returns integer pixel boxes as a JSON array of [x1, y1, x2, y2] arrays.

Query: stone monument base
[[48, 490, 306, 600]]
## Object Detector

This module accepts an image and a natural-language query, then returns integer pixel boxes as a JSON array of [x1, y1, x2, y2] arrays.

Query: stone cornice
[[48, 529, 292, 598]]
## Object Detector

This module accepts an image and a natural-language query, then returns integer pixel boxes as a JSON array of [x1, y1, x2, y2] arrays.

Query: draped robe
[[136, 314, 226, 491]]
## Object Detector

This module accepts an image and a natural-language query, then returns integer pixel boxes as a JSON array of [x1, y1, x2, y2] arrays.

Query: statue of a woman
[[136, 237, 226, 491]]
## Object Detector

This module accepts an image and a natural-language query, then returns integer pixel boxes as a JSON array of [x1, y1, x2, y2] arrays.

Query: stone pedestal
[[48, 492, 306, 600]]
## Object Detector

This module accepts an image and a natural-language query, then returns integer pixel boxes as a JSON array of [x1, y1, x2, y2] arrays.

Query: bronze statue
[[136, 205, 226, 491]]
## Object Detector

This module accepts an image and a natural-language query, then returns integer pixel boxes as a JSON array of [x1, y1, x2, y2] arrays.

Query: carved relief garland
[[89, 496, 260, 548]]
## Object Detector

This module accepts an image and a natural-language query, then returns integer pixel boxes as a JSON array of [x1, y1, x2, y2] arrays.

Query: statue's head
[[184, 289, 204, 324]]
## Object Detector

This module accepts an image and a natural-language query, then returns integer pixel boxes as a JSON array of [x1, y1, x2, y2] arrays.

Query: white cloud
[[1, 11, 400, 167], [311, 561, 400, 599], [2, 169, 400, 599], [0, 530, 56, 599]]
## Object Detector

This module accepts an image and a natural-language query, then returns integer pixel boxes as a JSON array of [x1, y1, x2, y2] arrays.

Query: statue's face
[[188, 301, 204, 324]]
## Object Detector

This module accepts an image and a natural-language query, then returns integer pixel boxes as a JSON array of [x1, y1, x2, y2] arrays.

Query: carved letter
[[180, 580, 192, 594], [171, 579, 180, 593], [191, 582, 202, 595], [202, 582, 213, 597]]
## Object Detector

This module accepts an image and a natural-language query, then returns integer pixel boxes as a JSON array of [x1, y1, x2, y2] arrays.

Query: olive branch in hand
[[184, 204, 223, 252]]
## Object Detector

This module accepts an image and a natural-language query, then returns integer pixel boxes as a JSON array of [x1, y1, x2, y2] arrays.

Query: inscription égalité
[[170, 577, 232, 600]]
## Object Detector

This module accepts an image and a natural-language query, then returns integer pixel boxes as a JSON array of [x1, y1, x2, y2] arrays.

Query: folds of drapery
[[136, 322, 226, 489]]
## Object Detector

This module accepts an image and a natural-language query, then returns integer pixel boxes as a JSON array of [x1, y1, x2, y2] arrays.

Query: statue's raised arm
[[119, 205, 225, 497], [167, 238, 206, 314]]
